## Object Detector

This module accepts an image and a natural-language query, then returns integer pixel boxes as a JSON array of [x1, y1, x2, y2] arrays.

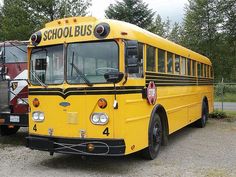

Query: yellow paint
[[28, 16, 214, 155]]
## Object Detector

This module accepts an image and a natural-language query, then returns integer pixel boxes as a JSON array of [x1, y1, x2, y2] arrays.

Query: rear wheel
[[0, 125, 20, 136], [142, 114, 162, 160], [195, 102, 208, 128]]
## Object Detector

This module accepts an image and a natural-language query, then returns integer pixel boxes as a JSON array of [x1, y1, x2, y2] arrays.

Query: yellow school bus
[[26, 16, 213, 159]]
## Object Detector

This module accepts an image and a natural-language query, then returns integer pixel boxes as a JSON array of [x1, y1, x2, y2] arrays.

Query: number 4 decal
[[33, 124, 37, 132], [103, 127, 110, 136]]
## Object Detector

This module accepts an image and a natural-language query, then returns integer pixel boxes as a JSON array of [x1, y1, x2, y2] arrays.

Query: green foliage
[[214, 84, 236, 102], [0, 0, 92, 41], [182, 0, 236, 82], [167, 22, 182, 44], [105, 0, 155, 30], [209, 110, 227, 119], [149, 15, 170, 38]]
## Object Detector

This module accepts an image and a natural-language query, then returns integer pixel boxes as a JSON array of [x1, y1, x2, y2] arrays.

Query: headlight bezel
[[32, 111, 45, 122], [90, 113, 109, 125]]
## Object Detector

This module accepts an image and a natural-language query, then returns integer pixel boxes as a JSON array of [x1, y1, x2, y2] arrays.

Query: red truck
[[0, 41, 28, 135]]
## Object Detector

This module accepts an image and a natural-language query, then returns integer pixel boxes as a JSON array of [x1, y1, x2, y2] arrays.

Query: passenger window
[[198, 63, 201, 77], [192, 61, 196, 76], [158, 49, 165, 73], [181, 57, 186, 75], [167, 52, 173, 73], [201, 63, 204, 77], [175, 55, 180, 74], [146, 45, 156, 72], [187, 59, 191, 76], [204, 65, 207, 77]]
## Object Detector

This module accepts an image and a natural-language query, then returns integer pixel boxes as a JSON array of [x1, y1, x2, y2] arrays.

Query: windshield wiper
[[70, 63, 93, 87], [30, 70, 47, 88]]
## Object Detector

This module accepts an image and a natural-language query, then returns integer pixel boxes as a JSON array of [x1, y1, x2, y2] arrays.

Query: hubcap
[[153, 123, 161, 148]]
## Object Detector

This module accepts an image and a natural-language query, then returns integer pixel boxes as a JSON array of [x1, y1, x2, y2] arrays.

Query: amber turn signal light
[[33, 98, 40, 107], [98, 98, 107, 109]]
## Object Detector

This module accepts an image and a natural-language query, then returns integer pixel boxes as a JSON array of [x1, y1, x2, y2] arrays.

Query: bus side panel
[[119, 94, 150, 155]]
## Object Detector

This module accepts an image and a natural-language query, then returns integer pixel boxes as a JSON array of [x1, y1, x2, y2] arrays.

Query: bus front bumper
[[26, 135, 126, 156]]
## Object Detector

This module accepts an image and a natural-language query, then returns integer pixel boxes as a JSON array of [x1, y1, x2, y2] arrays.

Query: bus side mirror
[[104, 71, 124, 84], [125, 40, 139, 74]]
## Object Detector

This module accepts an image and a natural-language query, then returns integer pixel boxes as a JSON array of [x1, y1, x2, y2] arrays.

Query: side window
[[167, 52, 173, 73], [197, 63, 201, 77], [146, 45, 156, 72], [138, 43, 144, 77], [175, 55, 180, 74], [181, 57, 186, 75], [187, 59, 191, 76], [158, 49, 165, 73], [192, 61, 196, 76], [204, 64, 207, 77]]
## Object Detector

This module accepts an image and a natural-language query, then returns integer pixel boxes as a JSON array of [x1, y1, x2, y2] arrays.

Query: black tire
[[0, 125, 20, 136], [142, 114, 162, 160], [195, 101, 208, 128]]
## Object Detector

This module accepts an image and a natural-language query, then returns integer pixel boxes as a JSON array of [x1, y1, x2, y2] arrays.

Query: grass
[[209, 110, 236, 122], [225, 110, 236, 117], [214, 93, 236, 102]]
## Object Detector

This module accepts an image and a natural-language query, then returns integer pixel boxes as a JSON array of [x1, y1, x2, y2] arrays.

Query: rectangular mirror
[[125, 40, 139, 74]]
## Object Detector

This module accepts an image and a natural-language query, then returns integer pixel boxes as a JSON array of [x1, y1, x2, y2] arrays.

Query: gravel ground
[[0, 118, 236, 177]]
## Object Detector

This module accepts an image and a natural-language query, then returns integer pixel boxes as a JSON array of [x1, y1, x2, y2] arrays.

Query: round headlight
[[32, 112, 39, 121], [39, 112, 45, 121], [92, 114, 100, 123], [100, 114, 108, 124]]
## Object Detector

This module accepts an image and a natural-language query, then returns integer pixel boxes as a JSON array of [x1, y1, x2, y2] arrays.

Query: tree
[[0, 0, 92, 41], [0, 0, 36, 40], [149, 15, 170, 38], [105, 0, 155, 30], [168, 22, 182, 44]]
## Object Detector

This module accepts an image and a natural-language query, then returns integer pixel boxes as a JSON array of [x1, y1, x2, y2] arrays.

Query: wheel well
[[151, 104, 169, 145]]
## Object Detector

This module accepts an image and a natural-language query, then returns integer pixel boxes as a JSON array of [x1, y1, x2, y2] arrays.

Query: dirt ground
[[0, 118, 236, 177]]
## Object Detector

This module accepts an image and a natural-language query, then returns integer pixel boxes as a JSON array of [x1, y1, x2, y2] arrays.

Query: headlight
[[17, 98, 28, 105], [90, 113, 109, 125], [32, 111, 45, 122]]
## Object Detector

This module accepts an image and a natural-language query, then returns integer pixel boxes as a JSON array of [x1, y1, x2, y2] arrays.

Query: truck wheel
[[0, 125, 20, 136], [142, 113, 162, 160], [195, 102, 208, 128]]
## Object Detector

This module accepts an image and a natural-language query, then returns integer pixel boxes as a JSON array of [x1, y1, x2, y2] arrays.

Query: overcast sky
[[0, 0, 189, 23]]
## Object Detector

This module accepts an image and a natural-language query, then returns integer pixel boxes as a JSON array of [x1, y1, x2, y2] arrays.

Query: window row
[[146, 45, 213, 78]]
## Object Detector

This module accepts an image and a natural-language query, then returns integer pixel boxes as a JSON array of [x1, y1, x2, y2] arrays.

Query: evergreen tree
[[105, 0, 155, 30], [168, 22, 182, 44], [150, 15, 170, 38]]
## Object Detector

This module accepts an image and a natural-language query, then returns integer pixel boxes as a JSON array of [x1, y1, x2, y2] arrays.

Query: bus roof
[[30, 16, 212, 65]]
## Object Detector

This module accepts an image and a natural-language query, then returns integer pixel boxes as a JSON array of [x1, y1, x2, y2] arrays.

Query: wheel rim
[[152, 122, 161, 151]]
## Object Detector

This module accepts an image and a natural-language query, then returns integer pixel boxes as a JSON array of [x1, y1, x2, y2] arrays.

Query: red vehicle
[[0, 41, 28, 135]]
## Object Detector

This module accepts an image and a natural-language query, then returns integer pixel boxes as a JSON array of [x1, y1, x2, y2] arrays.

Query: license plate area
[[10, 115, 20, 123]]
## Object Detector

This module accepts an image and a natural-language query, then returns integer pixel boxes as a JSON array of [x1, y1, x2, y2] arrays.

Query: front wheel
[[142, 114, 162, 160], [0, 125, 20, 136]]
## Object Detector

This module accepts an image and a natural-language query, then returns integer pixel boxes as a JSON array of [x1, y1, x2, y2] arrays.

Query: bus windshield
[[0, 45, 27, 63], [66, 41, 119, 84], [30, 45, 64, 85]]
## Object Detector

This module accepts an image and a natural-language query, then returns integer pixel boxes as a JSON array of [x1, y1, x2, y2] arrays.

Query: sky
[[0, 0, 189, 24]]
